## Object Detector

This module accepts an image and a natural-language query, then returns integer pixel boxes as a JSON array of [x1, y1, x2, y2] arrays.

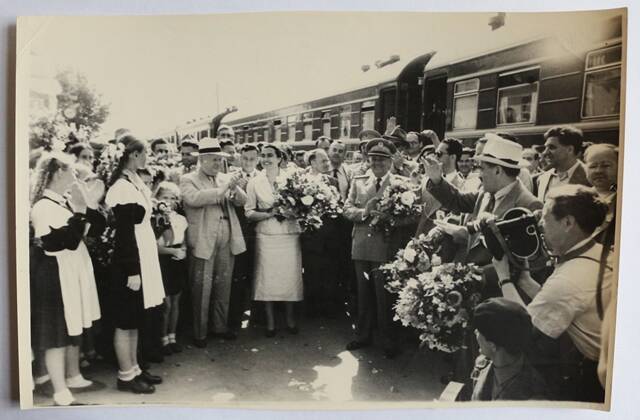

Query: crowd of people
[[28, 120, 618, 405]]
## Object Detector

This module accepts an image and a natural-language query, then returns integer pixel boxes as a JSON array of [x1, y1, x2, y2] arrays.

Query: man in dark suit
[[343, 139, 407, 359], [422, 135, 543, 266], [227, 144, 260, 333], [301, 148, 341, 318], [536, 125, 591, 202]]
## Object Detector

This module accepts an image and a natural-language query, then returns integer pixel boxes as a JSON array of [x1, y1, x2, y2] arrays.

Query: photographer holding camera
[[421, 134, 542, 266], [492, 184, 612, 403]]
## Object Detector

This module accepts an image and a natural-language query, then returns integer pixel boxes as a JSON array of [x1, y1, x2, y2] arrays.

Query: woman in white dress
[[245, 144, 302, 337], [105, 135, 165, 394]]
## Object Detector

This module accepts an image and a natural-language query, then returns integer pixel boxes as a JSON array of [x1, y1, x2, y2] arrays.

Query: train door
[[423, 76, 448, 138]]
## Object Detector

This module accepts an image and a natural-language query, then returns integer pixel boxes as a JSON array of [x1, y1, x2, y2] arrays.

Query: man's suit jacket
[[302, 174, 340, 254], [180, 170, 246, 259], [427, 177, 543, 256], [343, 172, 408, 262], [536, 162, 591, 202]]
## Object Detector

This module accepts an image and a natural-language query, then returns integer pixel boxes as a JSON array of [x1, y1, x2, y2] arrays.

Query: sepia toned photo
[[15, 9, 625, 410]]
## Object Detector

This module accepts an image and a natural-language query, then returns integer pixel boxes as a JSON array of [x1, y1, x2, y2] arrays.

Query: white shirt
[[548, 160, 581, 191], [527, 240, 612, 360]]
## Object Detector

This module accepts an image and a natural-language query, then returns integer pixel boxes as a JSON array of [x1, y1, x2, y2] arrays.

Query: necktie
[[485, 193, 496, 214], [375, 178, 382, 192], [333, 168, 339, 179]]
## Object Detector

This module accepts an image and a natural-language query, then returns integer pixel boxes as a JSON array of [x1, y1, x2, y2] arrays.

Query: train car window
[[361, 101, 376, 131], [340, 106, 352, 138], [322, 111, 332, 138], [275, 124, 282, 142], [582, 45, 622, 119], [496, 68, 539, 126], [453, 78, 480, 130]]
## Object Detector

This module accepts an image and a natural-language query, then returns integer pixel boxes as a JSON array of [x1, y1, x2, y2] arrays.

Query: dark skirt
[[159, 253, 186, 296], [30, 248, 81, 350], [110, 264, 146, 330]]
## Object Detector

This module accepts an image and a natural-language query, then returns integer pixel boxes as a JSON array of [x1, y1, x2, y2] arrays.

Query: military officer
[[343, 138, 407, 359]]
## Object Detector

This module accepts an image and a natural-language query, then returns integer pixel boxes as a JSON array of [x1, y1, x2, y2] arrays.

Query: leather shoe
[[162, 345, 173, 356], [193, 338, 207, 348], [169, 342, 183, 353], [346, 340, 372, 351], [265, 329, 276, 338], [117, 377, 155, 394], [138, 370, 162, 385], [286, 326, 299, 335]]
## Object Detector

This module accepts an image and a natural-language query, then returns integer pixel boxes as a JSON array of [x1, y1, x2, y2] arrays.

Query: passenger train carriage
[[164, 14, 622, 152]]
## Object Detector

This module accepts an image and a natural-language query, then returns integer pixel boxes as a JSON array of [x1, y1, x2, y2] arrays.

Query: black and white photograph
[[15, 9, 625, 410]]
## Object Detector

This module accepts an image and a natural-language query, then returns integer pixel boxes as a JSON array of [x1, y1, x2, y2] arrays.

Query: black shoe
[[138, 370, 163, 385], [117, 377, 155, 394], [169, 342, 183, 353], [286, 326, 299, 335], [162, 345, 173, 356], [383, 348, 401, 360], [346, 340, 372, 351], [193, 338, 207, 348], [265, 329, 276, 338]]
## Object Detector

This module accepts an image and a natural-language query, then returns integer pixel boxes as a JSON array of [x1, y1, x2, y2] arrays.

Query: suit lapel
[[493, 182, 522, 217], [537, 171, 552, 201]]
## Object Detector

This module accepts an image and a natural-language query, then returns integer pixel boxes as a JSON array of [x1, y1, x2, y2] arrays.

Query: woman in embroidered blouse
[[30, 152, 102, 406], [245, 144, 303, 337], [105, 135, 165, 394]]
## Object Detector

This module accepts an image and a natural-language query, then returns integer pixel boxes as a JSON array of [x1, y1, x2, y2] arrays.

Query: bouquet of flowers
[[381, 228, 446, 294], [392, 262, 483, 353], [84, 207, 116, 268], [370, 178, 422, 233], [272, 172, 343, 232]]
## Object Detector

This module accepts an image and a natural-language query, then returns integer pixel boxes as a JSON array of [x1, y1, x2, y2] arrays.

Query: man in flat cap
[[343, 138, 407, 359], [470, 298, 546, 401], [180, 138, 247, 348]]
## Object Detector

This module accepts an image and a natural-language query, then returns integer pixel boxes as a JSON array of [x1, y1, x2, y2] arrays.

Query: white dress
[[245, 171, 303, 301]]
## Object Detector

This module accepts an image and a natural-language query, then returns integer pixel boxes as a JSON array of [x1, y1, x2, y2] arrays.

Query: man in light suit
[[343, 139, 406, 359], [422, 135, 543, 266], [180, 138, 247, 348], [536, 125, 591, 202]]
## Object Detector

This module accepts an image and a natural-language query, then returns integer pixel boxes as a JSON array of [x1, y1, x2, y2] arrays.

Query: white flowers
[[300, 195, 314, 206], [287, 196, 297, 206], [400, 190, 416, 206], [403, 246, 417, 263]]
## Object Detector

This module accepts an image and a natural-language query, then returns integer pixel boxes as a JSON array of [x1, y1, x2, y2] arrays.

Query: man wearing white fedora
[[422, 133, 542, 265], [180, 138, 247, 348]]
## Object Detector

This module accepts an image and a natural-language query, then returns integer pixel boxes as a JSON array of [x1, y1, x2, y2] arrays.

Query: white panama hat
[[198, 137, 230, 157], [474, 133, 524, 169]]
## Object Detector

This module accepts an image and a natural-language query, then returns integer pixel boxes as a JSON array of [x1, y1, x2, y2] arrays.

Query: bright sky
[[21, 9, 622, 140]]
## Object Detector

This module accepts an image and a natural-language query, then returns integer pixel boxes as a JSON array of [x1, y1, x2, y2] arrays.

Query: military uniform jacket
[[343, 172, 408, 262]]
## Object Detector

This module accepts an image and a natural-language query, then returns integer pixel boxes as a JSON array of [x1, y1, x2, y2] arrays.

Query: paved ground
[[33, 315, 449, 407]]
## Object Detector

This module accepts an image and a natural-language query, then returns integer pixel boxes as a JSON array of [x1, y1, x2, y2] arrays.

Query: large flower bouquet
[[391, 262, 483, 353], [381, 228, 446, 294], [273, 172, 343, 232], [370, 178, 422, 233]]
